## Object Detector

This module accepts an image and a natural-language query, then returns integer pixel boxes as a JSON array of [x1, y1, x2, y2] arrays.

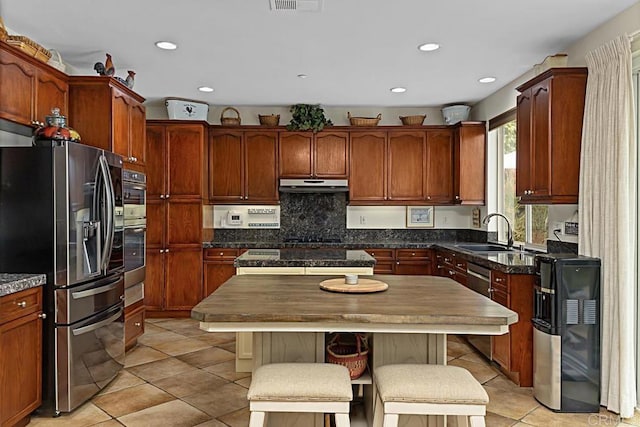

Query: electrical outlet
[[359, 215, 366, 225]]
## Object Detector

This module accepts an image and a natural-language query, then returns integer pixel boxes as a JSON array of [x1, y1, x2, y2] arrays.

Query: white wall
[[346, 206, 475, 229]]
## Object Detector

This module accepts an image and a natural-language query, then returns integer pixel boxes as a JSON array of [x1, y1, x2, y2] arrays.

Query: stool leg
[[469, 415, 486, 427], [334, 413, 351, 427], [249, 411, 266, 427], [383, 413, 399, 427]]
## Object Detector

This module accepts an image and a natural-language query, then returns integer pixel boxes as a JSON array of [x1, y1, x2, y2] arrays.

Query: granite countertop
[[234, 248, 375, 268], [0, 274, 46, 297], [206, 240, 538, 273]]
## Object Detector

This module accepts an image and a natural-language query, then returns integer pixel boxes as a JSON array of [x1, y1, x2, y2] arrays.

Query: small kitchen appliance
[[532, 254, 601, 412]]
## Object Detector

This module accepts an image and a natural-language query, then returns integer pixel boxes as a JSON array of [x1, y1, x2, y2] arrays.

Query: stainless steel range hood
[[279, 179, 349, 193]]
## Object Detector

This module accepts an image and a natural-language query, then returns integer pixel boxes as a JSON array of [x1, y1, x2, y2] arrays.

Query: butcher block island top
[[192, 274, 518, 334]]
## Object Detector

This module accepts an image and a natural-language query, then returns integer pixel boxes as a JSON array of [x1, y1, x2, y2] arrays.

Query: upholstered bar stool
[[373, 364, 489, 427], [247, 363, 353, 427]]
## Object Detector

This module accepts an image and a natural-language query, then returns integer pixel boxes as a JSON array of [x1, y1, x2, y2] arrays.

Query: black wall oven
[[123, 170, 146, 292]]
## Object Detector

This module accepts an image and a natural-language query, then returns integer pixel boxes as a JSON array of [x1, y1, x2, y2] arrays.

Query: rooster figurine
[[93, 53, 115, 76], [125, 70, 135, 89]]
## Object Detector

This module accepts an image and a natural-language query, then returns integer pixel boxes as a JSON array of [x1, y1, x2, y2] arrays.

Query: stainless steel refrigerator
[[0, 141, 125, 415]]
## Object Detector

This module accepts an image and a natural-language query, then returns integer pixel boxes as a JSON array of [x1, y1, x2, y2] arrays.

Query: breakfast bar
[[192, 274, 518, 427]]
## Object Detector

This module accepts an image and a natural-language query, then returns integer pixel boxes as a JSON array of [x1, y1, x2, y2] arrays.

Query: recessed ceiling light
[[418, 43, 440, 52], [390, 87, 406, 93], [198, 86, 214, 93], [297, 74, 308, 79], [478, 76, 496, 83], [155, 41, 177, 50]]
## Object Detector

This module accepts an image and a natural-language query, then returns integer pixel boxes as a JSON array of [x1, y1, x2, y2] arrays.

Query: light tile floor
[[27, 318, 640, 427]]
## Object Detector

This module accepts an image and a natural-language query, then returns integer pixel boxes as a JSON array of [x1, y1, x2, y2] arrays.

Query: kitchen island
[[192, 274, 517, 427]]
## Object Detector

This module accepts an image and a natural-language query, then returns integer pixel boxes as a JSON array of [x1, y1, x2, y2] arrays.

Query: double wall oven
[[123, 170, 146, 307], [0, 142, 125, 415]]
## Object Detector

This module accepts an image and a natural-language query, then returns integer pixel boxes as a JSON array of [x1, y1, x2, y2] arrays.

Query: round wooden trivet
[[319, 278, 388, 293]]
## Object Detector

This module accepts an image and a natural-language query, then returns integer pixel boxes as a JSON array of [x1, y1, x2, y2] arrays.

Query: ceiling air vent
[[270, 0, 322, 12]]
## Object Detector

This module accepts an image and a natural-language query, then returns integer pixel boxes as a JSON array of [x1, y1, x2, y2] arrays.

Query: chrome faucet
[[482, 213, 514, 249]]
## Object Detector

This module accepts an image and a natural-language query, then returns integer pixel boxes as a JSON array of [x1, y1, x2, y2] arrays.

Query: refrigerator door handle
[[98, 155, 115, 272], [71, 278, 122, 299], [72, 307, 122, 336]]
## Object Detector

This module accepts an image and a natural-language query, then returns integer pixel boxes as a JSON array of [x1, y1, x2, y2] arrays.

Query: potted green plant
[[286, 104, 333, 132]]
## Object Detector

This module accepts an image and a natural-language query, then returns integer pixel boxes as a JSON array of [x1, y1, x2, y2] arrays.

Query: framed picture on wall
[[406, 206, 434, 228]]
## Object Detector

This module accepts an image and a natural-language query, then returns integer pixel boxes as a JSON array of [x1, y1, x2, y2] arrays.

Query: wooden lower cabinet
[[124, 301, 145, 351], [0, 287, 43, 427], [203, 249, 239, 297], [364, 249, 395, 274], [364, 248, 433, 275], [490, 270, 534, 386], [434, 249, 467, 284]]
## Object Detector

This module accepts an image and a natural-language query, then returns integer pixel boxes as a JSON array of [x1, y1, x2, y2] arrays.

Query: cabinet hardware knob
[[495, 278, 503, 282], [488, 287, 494, 294], [160, 249, 164, 253], [427, 196, 431, 200], [456, 263, 463, 267], [165, 194, 170, 199], [411, 252, 415, 256], [449, 270, 455, 275], [160, 195, 165, 199], [396, 261, 400, 265], [17, 301, 27, 308], [133, 157, 138, 162], [38, 313, 47, 319], [219, 252, 224, 256], [165, 249, 170, 253], [455, 195, 460, 200], [134, 322, 141, 327]]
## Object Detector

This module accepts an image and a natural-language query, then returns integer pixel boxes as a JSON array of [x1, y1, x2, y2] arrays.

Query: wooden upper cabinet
[[349, 131, 387, 202], [516, 68, 587, 204], [279, 131, 348, 178], [209, 130, 244, 202], [0, 41, 68, 127], [245, 131, 279, 202], [279, 132, 313, 177], [425, 129, 454, 203], [453, 122, 486, 205], [146, 122, 205, 200], [387, 131, 425, 201], [68, 77, 145, 168], [208, 129, 278, 203]]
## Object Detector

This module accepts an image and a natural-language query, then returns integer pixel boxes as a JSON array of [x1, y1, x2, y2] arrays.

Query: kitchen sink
[[455, 243, 513, 252]]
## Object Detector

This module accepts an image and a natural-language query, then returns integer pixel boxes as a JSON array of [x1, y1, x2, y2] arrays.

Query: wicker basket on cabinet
[[348, 112, 381, 126], [258, 114, 280, 126], [220, 107, 241, 126], [399, 114, 426, 125], [326, 333, 369, 380]]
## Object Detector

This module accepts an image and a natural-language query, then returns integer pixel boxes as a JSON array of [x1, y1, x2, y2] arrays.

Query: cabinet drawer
[[396, 249, 431, 260], [125, 305, 145, 346], [492, 289, 509, 306], [364, 249, 395, 260], [453, 258, 467, 273], [492, 271, 509, 293], [0, 287, 43, 324], [204, 248, 239, 260], [373, 261, 394, 274], [440, 251, 455, 266]]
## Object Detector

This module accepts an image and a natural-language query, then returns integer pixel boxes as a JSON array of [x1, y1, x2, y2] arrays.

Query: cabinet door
[[279, 132, 312, 177], [516, 89, 533, 198], [455, 123, 486, 204], [492, 329, 511, 369], [530, 80, 551, 198], [349, 132, 387, 202], [388, 131, 425, 201], [166, 201, 202, 245], [209, 131, 244, 202], [204, 262, 236, 297], [35, 71, 68, 121], [146, 125, 167, 199], [144, 249, 165, 311], [0, 312, 42, 427], [146, 201, 166, 249], [0, 48, 36, 125], [129, 103, 146, 166], [165, 248, 203, 310], [245, 131, 279, 202], [314, 131, 349, 178], [112, 91, 131, 159], [167, 125, 203, 199], [425, 129, 454, 203]]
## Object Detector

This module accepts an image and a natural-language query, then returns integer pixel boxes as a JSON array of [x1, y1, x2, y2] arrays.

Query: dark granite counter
[[208, 240, 539, 274], [0, 274, 46, 297], [234, 248, 375, 268]]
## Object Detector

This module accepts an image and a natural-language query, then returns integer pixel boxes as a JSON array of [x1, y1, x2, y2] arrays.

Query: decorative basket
[[400, 114, 426, 125], [348, 112, 381, 127], [326, 333, 368, 380], [259, 114, 280, 126], [220, 106, 241, 126], [0, 17, 7, 42], [6, 35, 51, 63]]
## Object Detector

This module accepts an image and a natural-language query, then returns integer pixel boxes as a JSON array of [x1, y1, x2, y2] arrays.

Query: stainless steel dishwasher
[[465, 263, 492, 360]]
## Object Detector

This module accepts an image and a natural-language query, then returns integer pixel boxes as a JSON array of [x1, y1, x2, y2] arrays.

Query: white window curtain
[[578, 35, 637, 418]]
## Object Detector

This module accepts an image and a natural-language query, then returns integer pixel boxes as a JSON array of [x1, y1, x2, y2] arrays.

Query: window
[[489, 113, 548, 247]]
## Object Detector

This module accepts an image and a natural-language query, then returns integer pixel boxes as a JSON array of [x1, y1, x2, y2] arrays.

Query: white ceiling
[[1, 0, 637, 107]]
